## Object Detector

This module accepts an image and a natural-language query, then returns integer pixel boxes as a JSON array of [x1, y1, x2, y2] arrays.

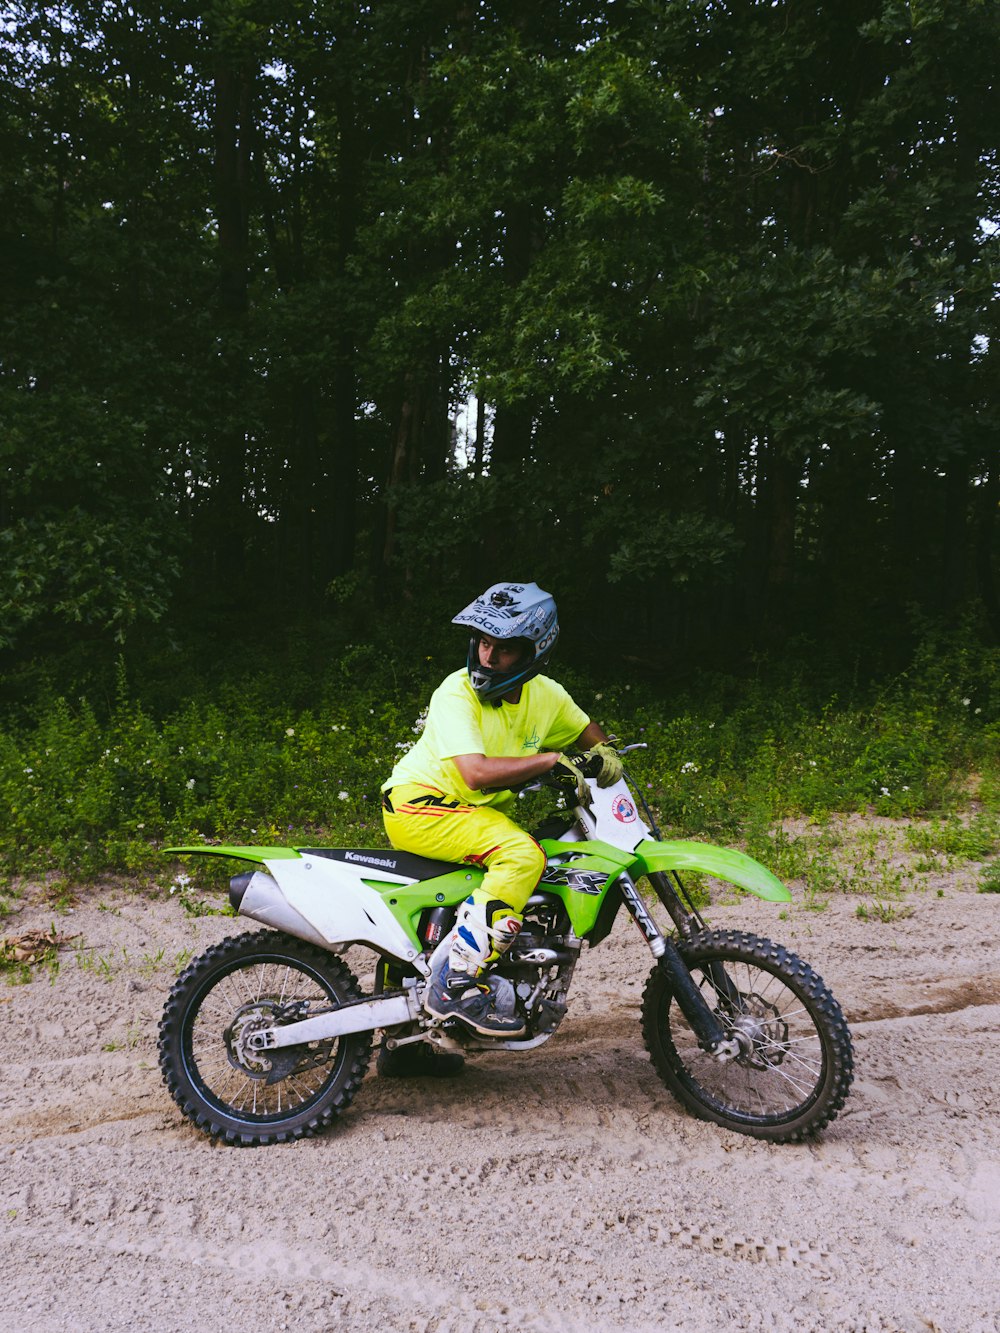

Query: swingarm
[[243, 988, 418, 1053]]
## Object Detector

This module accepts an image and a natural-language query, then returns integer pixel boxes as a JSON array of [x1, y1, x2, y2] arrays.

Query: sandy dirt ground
[[2, 823, 999, 1333]]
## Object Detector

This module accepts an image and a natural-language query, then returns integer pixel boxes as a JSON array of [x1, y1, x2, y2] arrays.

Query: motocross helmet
[[452, 582, 559, 702]]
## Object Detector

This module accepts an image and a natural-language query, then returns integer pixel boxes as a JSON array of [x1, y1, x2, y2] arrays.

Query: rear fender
[[165, 845, 431, 967], [633, 841, 791, 902], [165, 845, 300, 864]]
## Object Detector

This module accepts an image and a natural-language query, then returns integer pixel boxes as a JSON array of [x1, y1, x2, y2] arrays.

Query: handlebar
[[513, 742, 648, 796]]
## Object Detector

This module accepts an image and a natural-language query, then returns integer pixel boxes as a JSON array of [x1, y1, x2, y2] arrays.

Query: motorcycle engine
[[494, 905, 580, 1036]]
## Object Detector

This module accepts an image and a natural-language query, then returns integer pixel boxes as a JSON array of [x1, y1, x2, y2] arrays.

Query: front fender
[[634, 840, 791, 903]]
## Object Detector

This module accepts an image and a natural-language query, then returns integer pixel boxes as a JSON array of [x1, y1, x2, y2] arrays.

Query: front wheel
[[159, 931, 372, 1146], [641, 930, 853, 1142]]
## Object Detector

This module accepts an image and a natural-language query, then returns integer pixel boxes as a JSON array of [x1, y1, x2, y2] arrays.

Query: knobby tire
[[641, 929, 853, 1142], [159, 930, 371, 1146]]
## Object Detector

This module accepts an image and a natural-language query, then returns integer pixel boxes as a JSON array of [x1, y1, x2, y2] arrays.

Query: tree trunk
[[208, 57, 254, 598], [328, 48, 361, 581], [975, 459, 1000, 642], [381, 374, 426, 569], [757, 442, 799, 638]]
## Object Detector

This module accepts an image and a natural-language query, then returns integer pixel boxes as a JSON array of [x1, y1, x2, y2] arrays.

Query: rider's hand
[[552, 754, 589, 804], [581, 742, 623, 788]]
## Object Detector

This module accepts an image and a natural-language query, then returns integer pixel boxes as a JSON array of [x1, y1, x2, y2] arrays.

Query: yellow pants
[[381, 782, 545, 913]]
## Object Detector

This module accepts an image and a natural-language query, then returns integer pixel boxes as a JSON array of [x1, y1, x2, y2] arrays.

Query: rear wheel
[[159, 931, 371, 1145], [641, 929, 853, 1142]]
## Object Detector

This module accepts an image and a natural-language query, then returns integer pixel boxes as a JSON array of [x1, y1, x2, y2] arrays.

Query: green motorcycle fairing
[[360, 867, 483, 950], [165, 835, 789, 956], [365, 836, 790, 946], [365, 838, 635, 945], [164, 841, 632, 948]]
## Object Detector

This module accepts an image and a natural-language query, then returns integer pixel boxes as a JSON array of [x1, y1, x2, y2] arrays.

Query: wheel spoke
[[642, 932, 852, 1137], [187, 956, 345, 1121], [161, 933, 372, 1145]]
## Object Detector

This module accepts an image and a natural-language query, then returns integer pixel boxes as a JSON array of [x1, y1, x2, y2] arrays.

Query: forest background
[[1, 0, 999, 883]]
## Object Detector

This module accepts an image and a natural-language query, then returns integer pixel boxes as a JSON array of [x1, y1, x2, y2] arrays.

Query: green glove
[[582, 743, 623, 788], [552, 754, 590, 804]]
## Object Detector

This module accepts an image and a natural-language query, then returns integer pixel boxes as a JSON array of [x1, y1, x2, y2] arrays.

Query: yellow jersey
[[384, 669, 589, 809]]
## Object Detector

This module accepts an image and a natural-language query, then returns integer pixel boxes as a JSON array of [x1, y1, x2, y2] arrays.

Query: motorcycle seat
[[295, 846, 471, 884]]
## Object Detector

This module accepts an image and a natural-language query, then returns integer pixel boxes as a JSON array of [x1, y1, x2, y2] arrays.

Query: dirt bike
[[158, 745, 853, 1147]]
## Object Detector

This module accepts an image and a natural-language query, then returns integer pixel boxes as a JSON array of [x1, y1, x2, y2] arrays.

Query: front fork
[[617, 872, 739, 1060]]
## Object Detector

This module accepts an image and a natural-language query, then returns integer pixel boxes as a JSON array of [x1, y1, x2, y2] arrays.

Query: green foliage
[[610, 659, 984, 846], [1, 628, 996, 879], [607, 512, 741, 587], [3, 0, 998, 666], [0, 644, 430, 875], [855, 900, 914, 925], [905, 815, 1000, 863]]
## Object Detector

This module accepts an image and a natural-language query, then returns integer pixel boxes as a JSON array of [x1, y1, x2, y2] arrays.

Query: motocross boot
[[424, 962, 526, 1036], [424, 896, 526, 1037]]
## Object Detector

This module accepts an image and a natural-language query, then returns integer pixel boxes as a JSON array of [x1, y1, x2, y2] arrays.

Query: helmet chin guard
[[452, 582, 560, 702]]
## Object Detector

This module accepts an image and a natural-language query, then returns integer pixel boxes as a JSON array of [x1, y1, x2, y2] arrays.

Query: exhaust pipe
[[228, 870, 331, 950]]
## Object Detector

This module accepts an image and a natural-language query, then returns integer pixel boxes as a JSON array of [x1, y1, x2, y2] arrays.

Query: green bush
[[0, 625, 997, 878], [905, 814, 1000, 862]]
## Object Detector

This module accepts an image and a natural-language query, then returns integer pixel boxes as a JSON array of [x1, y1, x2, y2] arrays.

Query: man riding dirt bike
[[158, 586, 853, 1146], [378, 581, 620, 1075]]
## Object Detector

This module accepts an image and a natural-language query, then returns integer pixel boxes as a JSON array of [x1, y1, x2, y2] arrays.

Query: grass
[[904, 813, 1000, 863], [74, 945, 120, 980], [855, 900, 915, 923], [0, 624, 997, 907], [101, 1022, 144, 1052]]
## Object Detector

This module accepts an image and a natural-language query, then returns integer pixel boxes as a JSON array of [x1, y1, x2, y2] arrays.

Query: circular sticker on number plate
[[612, 794, 637, 823]]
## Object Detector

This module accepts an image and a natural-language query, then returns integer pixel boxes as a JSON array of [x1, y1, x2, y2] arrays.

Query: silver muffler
[[229, 869, 332, 949]]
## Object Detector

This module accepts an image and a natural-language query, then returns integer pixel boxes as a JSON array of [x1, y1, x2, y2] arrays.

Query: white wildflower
[[962, 698, 971, 706], [681, 762, 699, 775], [880, 787, 890, 796], [186, 778, 195, 789], [286, 727, 295, 736], [338, 790, 349, 800]]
